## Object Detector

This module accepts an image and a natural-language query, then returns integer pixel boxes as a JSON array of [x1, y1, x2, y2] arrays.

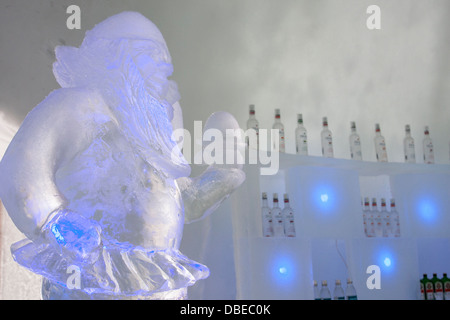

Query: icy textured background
[[1, 0, 449, 299]]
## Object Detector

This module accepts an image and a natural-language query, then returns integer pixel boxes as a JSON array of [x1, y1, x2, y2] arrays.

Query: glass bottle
[[282, 193, 296, 237], [423, 274, 434, 300], [374, 123, 388, 162], [313, 280, 321, 300], [432, 273, 444, 300], [321, 117, 334, 158], [423, 126, 435, 164], [390, 198, 401, 237], [295, 114, 308, 155], [261, 192, 273, 237], [333, 280, 345, 300], [349, 121, 362, 160], [442, 273, 450, 301], [403, 124, 416, 163], [272, 193, 285, 237], [345, 279, 358, 300], [246, 104, 259, 149], [272, 109, 285, 153], [319, 280, 332, 300]]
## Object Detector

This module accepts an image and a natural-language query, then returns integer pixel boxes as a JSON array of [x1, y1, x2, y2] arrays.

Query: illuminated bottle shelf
[[231, 152, 450, 300]]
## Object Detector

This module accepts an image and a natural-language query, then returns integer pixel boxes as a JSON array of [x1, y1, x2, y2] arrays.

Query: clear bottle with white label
[[321, 117, 334, 158], [423, 126, 435, 164], [362, 197, 370, 237], [282, 193, 296, 237], [361, 198, 368, 237], [366, 197, 375, 238], [390, 198, 401, 237], [272, 193, 285, 237], [403, 124, 416, 163], [246, 104, 259, 149], [295, 114, 308, 155], [349, 121, 362, 160], [372, 198, 383, 237], [380, 198, 392, 237], [374, 123, 388, 162], [261, 192, 273, 237], [272, 109, 285, 153]]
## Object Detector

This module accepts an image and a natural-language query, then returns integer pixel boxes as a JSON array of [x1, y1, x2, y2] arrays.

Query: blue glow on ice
[[279, 267, 287, 274], [271, 255, 296, 284], [417, 198, 438, 224], [377, 249, 395, 273], [311, 183, 337, 215], [51, 224, 66, 245]]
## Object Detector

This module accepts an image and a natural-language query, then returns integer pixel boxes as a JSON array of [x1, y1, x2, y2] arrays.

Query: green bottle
[[423, 274, 434, 300], [432, 273, 444, 300], [441, 273, 450, 301], [419, 274, 426, 300]]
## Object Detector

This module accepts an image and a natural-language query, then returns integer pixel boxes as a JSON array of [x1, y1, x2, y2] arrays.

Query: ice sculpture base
[[41, 279, 187, 300]]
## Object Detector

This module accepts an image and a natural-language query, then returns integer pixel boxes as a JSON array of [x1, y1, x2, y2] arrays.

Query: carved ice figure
[[0, 11, 245, 299]]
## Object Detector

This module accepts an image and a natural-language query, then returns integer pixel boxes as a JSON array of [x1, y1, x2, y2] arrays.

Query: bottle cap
[[424, 126, 430, 134], [275, 109, 281, 119], [297, 114, 303, 124], [381, 198, 386, 206], [390, 198, 396, 207], [322, 117, 328, 126], [273, 193, 278, 202], [405, 124, 411, 133], [262, 192, 267, 200], [350, 121, 356, 129], [347, 278, 353, 284], [284, 193, 289, 202], [375, 123, 381, 132], [249, 104, 255, 115], [322, 280, 328, 286], [335, 279, 341, 285]]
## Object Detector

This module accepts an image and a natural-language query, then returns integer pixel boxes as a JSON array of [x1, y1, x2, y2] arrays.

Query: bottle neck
[[284, 200, 291, 208]]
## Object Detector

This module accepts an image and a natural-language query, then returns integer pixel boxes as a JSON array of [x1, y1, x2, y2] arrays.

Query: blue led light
[[311, 183, 337, 215], [377, 249, 395, 274], [271, 255, 296, 285]]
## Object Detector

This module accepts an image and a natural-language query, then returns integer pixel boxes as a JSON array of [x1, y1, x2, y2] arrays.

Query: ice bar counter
[[231, 153, 450, 300]]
